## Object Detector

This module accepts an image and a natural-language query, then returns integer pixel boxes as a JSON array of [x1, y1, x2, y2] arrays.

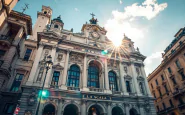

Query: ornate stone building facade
[[19, 6, 156, 115], [148, 27, 185, 115]]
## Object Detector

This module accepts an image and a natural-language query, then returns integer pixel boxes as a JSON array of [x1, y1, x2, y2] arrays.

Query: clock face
[[92, 32, 100, 38]]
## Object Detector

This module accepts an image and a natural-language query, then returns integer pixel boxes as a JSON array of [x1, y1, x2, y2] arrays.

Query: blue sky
[[14, 0, 185, 75]]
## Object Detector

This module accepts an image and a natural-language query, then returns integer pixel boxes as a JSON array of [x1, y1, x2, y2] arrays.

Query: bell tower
[[29, 5, 52, 41]]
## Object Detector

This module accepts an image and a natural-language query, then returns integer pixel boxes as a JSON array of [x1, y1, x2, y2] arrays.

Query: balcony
[[0, 60, 4, 67], [178, 103, 185, 108], [0, 34, 12, 46], [89, 87, 104, 92], [172, 88, 185, 97], [112, 91, 122, 95], [67, 86, 80, 91]]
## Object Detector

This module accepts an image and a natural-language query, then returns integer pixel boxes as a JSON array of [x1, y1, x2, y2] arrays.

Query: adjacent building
[[148, 27, 185, 115], [18, 6, 156, 115], [0, 1, 36, 115]]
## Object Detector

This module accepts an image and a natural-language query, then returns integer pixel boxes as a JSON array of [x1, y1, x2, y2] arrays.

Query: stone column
[[139, 105, 145, 115], [104, 58, 110, 91], [82, 54, 88, 91], [2, 46, 16, 70], [125, 103, 130, 115], [107, 103, 111, 115], [140, 65, 152, 96], [0, 22, 8, 34], [81, 100, 86, 115], [119, 62, 128, 95], [57, 99, 63, 115], [45, 46, 56, 87], [61, 50, 70, 89], [27, 44, 44, 85], [12, 27, 24, 46], [130, 63, 141, 96]]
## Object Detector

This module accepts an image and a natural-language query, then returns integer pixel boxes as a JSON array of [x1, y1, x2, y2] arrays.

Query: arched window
[[139, 82, 144, 94], [108, 71, 118, 91], [88, 61, 99, 88], [54, 25, 58, 28], [67, 65, 80, 87]]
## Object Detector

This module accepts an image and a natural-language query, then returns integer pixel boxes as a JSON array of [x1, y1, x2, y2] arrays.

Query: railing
[[173, 88, 185, 97], [112, 91, 122, 95], [0, 34, 12, 43], [89, 87, 104, 92], [129, 92, 136, 96], [67, 86, 80, 91], [0, 60, 4, 67]]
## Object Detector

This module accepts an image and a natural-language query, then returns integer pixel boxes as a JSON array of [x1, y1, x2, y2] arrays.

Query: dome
[[52, 15, 64, 24]]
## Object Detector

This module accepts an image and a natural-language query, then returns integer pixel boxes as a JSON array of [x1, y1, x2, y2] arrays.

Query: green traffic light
[[42, 91, 47, 96], [101, 50, 108, 55]]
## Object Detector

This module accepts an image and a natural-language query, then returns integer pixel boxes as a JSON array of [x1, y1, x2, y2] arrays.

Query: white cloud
[[105, 0, 167, 48], [120, 0, 123, 4], [74, 8, 79, 12], [144, 51, 163, 75]]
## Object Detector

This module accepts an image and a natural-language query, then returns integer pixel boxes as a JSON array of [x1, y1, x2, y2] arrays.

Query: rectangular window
[[126, 81, 131, 92], [169, 99, 173, 107], [164, 85, 168, 93], [156, 106, 160, 112], [180, 72, 185, 80], [51, 71, 60, 86], [153, 93, 156, 98], [155, 79, 158, 85], [3, 103, 15, 114], [158, 89, 162, 97], [23, 48, 32, 61], [161, 75, 164, 81], [172, 78, 177, 85], [0, 50, 6, 57], [179, 97, 184, 105], [175, 60, 181, 69], [162, 103, 166, 110], [151, 83, 153, 89], [11, 74, 24, 92], [168, 67, 172, 74]]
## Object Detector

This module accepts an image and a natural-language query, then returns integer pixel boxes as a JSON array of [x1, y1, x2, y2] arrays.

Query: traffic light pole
[[35, 67, 49, 115]]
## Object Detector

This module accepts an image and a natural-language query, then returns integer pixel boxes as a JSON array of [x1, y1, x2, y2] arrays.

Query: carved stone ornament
[[124, 75, 132, 80], [24, 110, 32, 115], [44, 50, 49, 56], [144, 100, 151, 112], [27, 89, 37, 106], [52, 63, 64, 70], [57, 53, 63, 61], [70, 53, 83, 63], [108, 60, 118, 69]]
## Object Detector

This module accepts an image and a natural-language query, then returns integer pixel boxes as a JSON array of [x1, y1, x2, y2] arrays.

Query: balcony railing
[[172, 88, 185, 97], [67, 86, 80, 91], [89, 87, 104, 92], [0, 34, 12, 44], [112, 91, 122, 95]]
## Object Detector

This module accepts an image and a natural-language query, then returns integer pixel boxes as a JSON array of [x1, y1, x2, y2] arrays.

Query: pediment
[[124, 75, 132, 79], [52, 63, 64, 70], [137, 76, 144, 81]]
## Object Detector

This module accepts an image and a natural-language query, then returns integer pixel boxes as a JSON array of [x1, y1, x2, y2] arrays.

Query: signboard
[[82, 94, 112, 100]]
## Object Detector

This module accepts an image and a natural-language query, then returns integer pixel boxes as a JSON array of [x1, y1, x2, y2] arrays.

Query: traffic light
[[38, 90, 49, 98], [101, 50, 108, 55], [14, 106, 20, 115]]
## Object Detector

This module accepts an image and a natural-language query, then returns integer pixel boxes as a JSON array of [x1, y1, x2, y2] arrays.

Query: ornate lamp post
[[35, 55, 53, 115]]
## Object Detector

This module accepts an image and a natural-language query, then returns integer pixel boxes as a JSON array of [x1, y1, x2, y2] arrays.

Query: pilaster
[[60, 50, 70, 89], [81, 100, 87, 115], [119, 62, 128, 95], [45, 46, 56, 88], [82, 53, 88, 91], [130, 63, 141, 96], [141, 65, 152, 96], [104, 58, 111, 93], [27, 44, 44, 86]]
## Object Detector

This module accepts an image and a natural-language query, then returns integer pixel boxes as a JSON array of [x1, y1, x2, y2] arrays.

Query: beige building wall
[[148, 27, 185, 115]]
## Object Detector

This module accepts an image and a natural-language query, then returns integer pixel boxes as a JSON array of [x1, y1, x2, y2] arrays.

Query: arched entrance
[[42, 104, 55, 115], [129, 108, 138, 115], [88, 104, 104, 115], [112, 106, 123, 115], [63, 104, 78, 115]]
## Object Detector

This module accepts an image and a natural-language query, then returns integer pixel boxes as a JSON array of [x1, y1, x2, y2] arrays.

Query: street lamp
[[35, 55, 53, 115]]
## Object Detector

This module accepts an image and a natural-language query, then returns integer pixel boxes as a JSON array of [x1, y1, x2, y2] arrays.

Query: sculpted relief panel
[[69, 53, 83, 64]]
